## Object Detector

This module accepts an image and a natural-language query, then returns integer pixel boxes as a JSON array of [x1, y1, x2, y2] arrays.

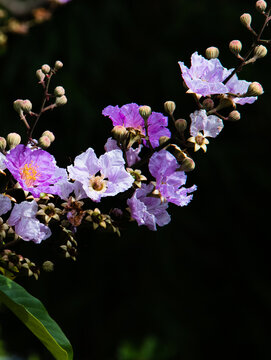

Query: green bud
[[7, 133, 21, 149], [38, 135, 51, 148], [55, 95, 68, 106], [54, 60, 63, 70], [20, 99, 32, 113], [42, 130, 55, 143], [202, 98, 214, 110], [42, 260, 54, 272], [246, 82, 263, 96], [159, 136, 170, 146], [0, 137, 6, 151], [54, 86, 65, 97], [111, 125, 128, 143], [229, 40, 242, 55], [41, 64, 51, 74], [175, 119, 187, 133], [254, 45, 267, 59], [256, 0, 267, 13], [240, 13, 252, 28], [13, 99, 23, 114], [179, 157, 195, 172], [228, 110, 241, 121], [205, 46, 219, 59], [36, 69, 45, 82], [164, 101, 176, 115], [139, 105, 152, 120]]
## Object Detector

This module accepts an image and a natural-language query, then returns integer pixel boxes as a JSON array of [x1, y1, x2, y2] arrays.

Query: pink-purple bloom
[[104, 137, 142, 167], [190, 110, 224, 138], [7, 200, 51, 243], [149, 150, 197, 206], [127, 183, 171, 231], [5, 145, 67, 198], [67, 147, 134, 202], [0, 152, 6, 171], [0, 194, 12, 216], [102, 103, 171, 148]]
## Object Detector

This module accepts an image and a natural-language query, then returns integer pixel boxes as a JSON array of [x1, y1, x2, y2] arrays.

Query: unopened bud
[[0, 31, 7, 46], [175, 119, 187, 133], [228, 110, 241, 121], [42, 260, 54, 272], [0, 137, 6, 151], [20, 99, 32, 113], [229, 40, 242, 55], [202, 98, 214, 110], [254, 45, 267, 59], [7, 133, 21, 149], [54, 60, 63, 70], [179, 157, 195, 172], [38, 135, 51, 148], [205, 46, 219, 59], [36, 69, 45, 82], [41, 64, 51, 74], [246, 82, 263, 96], [55, 95, 68, 106], [111, 125, 128, 143], [240, 13, 252, 28], [13, 99, 23, 114], [139, 105, 152, 120], [256, 0, 267, 13], [159, 136, 170, 146], [54, 86, 65, 97], [164, 101, 176, 115], [42, 130, 55, 143]]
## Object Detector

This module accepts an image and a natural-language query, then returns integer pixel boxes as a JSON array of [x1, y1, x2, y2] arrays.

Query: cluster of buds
[[0, 250, 39, 280], [59, 226, 78, 261], [85, 209, 120, 236]]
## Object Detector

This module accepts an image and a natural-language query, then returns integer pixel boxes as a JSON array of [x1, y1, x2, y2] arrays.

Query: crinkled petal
[[7, 200, 38, 226], [0, 194, 12, 216], [0, 152, 6, 171]]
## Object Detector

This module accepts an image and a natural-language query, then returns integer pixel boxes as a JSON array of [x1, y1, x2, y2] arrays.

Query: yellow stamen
[[20, 162, 40, 187]]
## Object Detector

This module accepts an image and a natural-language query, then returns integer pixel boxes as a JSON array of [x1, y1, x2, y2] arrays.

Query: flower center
[[20, 162, 40, 187], [195, 135, 205, 145], [89, 175, 107, 193]]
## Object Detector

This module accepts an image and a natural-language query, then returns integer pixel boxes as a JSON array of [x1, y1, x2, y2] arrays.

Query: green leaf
[[0, 274, 73, 360]]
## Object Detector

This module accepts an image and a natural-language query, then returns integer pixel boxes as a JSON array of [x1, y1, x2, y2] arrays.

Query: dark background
[[0, 0, 271, 359]]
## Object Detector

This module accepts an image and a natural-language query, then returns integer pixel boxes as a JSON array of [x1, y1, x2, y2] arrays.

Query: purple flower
[[149, 150, 196, 206], [67, 147, 134, 202], [127, 183, 171, 231], [0, 194, 12, 216], [190, 110, 223, 138], [102, 103, 171, 148], [178, 52, 228, 96], [0, 152, 6, 171], [7, 200, 51, 243], [5, 145, 67, 198], [104, 137, 142, 166]]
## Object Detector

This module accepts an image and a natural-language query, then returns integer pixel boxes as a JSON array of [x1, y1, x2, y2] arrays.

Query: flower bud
[[13, 99, 24, 114], [164, 101, 176, 115], [38, 135, 51, 148], [202, 98, 214, 110], [0, 137, 6, 151], [159, 136, 170, 146], [54, 86, 65, 97], [42, 130, 55, 143], [256, 0, 267, 13], [41, 64, 51, 74], [240, 13, 252, 28], [42, 260, 54, 272], [36, 69, 45, 82], [7, 133, 21, 149], [205, 46, 219, 59], [229, 40, 242, 55], [228, 110, 241, 121], [246, 82, 263, 96], [139, 105, 152, 120], [54, 60, 63, 70], [55, 95, 68, 106], [111, 125, 128, 143], [179, 157, 195, 172], [175, 119, 187, 133], [0, 31, 7, 46], [254, 45, 267, 59], [20, 99, 32, 113]]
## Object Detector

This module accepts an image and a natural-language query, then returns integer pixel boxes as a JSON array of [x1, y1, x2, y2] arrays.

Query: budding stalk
[[255, 0, 267, 13], [240, 13, 252, 28], [229, 40, 242, 55], [7, 133, 21, 149], [164, 101, 176, 115], [205, 46, 219, 59]]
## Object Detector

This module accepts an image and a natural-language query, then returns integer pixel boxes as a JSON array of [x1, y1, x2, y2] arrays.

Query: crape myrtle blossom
[[102, 103, 171, 148], [0, 152, 6, 172], [149, 150, 197, 206], [7, 200, 51, 243], [127, 183, 171, 231], [0, 194, 12, 216], [104, 137, 142, 167], [5, 145, 67, 198], [67, 147, 134, 202]]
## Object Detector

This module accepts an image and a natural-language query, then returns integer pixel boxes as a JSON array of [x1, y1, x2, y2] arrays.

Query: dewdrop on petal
[[20, 99, 32, 113], [139, 105, 152, 120], [246, 82, 263, 96], [0, 137, 6, 151], [41, 64, 51, 74], [164, 101, 176, 115], [7, 133, 21, 149], [240, 13, 252, 28], [54, 60, 63, 70], [205, 46, 219, 59], [36, 69, 45, 82], [42, 130, 55, 143], [256, 0, 267, 13], [229, 40, 242, 55], [228, 110, 241, 121], [254, 45, 267, 59], [55, 95, 67, 106], [54, 86, 65, 97], [38, 135, 51, 149]]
